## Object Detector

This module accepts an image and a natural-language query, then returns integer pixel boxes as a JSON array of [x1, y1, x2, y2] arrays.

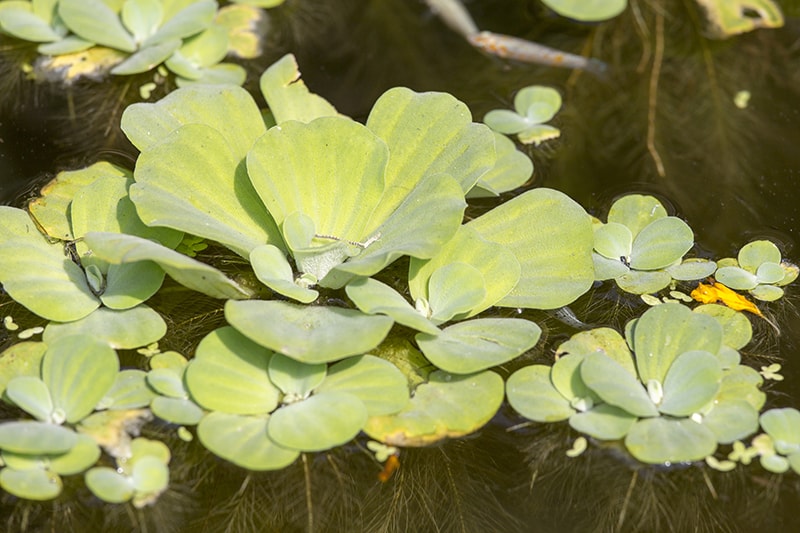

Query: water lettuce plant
[[506, 302, 766, 464], [483, 85, 562, 145], [592, 194, 716, 294], [0, 0, 281, 85], [713, 240, 798, 301], [1, 49, 799, 514]]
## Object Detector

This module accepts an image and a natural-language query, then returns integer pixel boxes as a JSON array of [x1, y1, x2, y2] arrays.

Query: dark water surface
[[2, 1, 800, 531]]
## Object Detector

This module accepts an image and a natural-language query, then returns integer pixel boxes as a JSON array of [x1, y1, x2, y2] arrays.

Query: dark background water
[[2, 0, 800, 531]]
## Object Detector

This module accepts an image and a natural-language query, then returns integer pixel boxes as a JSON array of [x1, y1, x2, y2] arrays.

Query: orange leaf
[[378, 454, 400, 482], [690, 282, 762, 316]]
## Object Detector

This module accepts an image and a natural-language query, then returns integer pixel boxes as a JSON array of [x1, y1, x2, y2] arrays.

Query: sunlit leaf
[[625, 417, 717, 464], [225, 300, 393, 364], [43, 305, 166, 350], [185, 327, 279, 415], [41, 334, 119, 423], [506, 365, 573, 422], [197, 412, 299, 470], [364, 370, 503, 446], [416, 318, 540, 374], [268, 392, 367, 451]]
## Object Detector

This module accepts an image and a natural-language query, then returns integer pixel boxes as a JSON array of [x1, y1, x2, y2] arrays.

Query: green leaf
[[693, 304, 752, 350], [28, 162, 131, 241], [85, 467, 134, 503], [659, 351, 721, 416], [666, 259, 717, 281], [246, 117, 388, 253], [717, 365, 765, 411], [249, 244, 318, 303], [364, 370, 503, 446], [625, 418, 717, 464], [58, 0, 136, 52], [0, 467, 62, 500], [629, 217, 693, 270], [0, 421, 78, 455], [267, 354, 326, 399], [702, 400, 759, 444], [715, 265, 758, 290], [330, 173, 466, 282], [366, 87, 495, 209], [197, 412, 298, 470], [518, 124, 560, 145], [427, 263, 486, 323], [315, 355, 409, 416], [43, 305, 166, 350], [416, 318, 540, 374], [550, 354, 597, 408], [540, 0, 627, 21], [615, 269, 672, 294], [6, 376, 53, 422], [268, 391, 367, 451], [593, 222, 632, 261], [121, 84, 266, 158], [630, 303, 722, 384], [259, 53, 338, 124], [514, 86, 562, 122], [185, 326, 279, 415], [0, 207, 99, 322], [750, 284, 784, 301], [41, 334, 119, 423], [408, 225, 521, 321], [555, 327, 636, 376], [0, 6, 61, 42], [151, 397, 203, 425], [345, 277, 440, 335], [147, 368, 186, 399], [174, 23, 228, 68], [569, 404, 638, 440], [142, 0, 216, 47], [101, 261, 166, 310], [225, 300, 393, 364], [469, 188, 594, 309], [174, 62, 247, 87], [592, 252, 629, 280], [101, 370, 156, 410], [121, 0, 162, 42], [760, 408, 800, 455], [130, 455, 169, 499], [756, 262, 785, 284], [607, 194, 667, 238], [468, 132, 532, 197], [111, 38, 181, 75], [127, 124, 280, 257], [581, 353, 659, 417], [0, 342, 47, 398], [738, 240, 781, 272], [85, 232, 251, 300], [483, 110, 530, 134], [506, 365, 574, 422]]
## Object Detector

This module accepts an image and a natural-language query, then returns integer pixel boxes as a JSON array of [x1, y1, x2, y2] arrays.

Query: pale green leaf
[[225, 300, 393, 364]]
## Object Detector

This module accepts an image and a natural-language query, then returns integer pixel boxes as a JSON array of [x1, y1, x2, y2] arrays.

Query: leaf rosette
[[507, 303, 764, 464]]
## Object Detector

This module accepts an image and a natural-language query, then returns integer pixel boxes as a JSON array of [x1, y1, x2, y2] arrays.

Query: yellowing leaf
[[691, 282, 762, 316]]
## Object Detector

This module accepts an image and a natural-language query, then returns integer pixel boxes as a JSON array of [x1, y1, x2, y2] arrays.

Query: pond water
[[2, 0, 800, 531]]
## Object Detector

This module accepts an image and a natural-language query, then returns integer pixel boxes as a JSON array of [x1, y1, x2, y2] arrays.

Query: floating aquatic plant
[[540, 0, 628, 22], [483, 85, 562, 145], [0, 0, 280, 85], [0, 335, 157, 501], [507, 303, 765, 464], [713, 240, 798, 301], [592, 194, 715, 294]]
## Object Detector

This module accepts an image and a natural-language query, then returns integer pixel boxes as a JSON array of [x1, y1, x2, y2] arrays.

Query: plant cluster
[[0, 0, 282, 87], [0, 52, 799, 507]]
